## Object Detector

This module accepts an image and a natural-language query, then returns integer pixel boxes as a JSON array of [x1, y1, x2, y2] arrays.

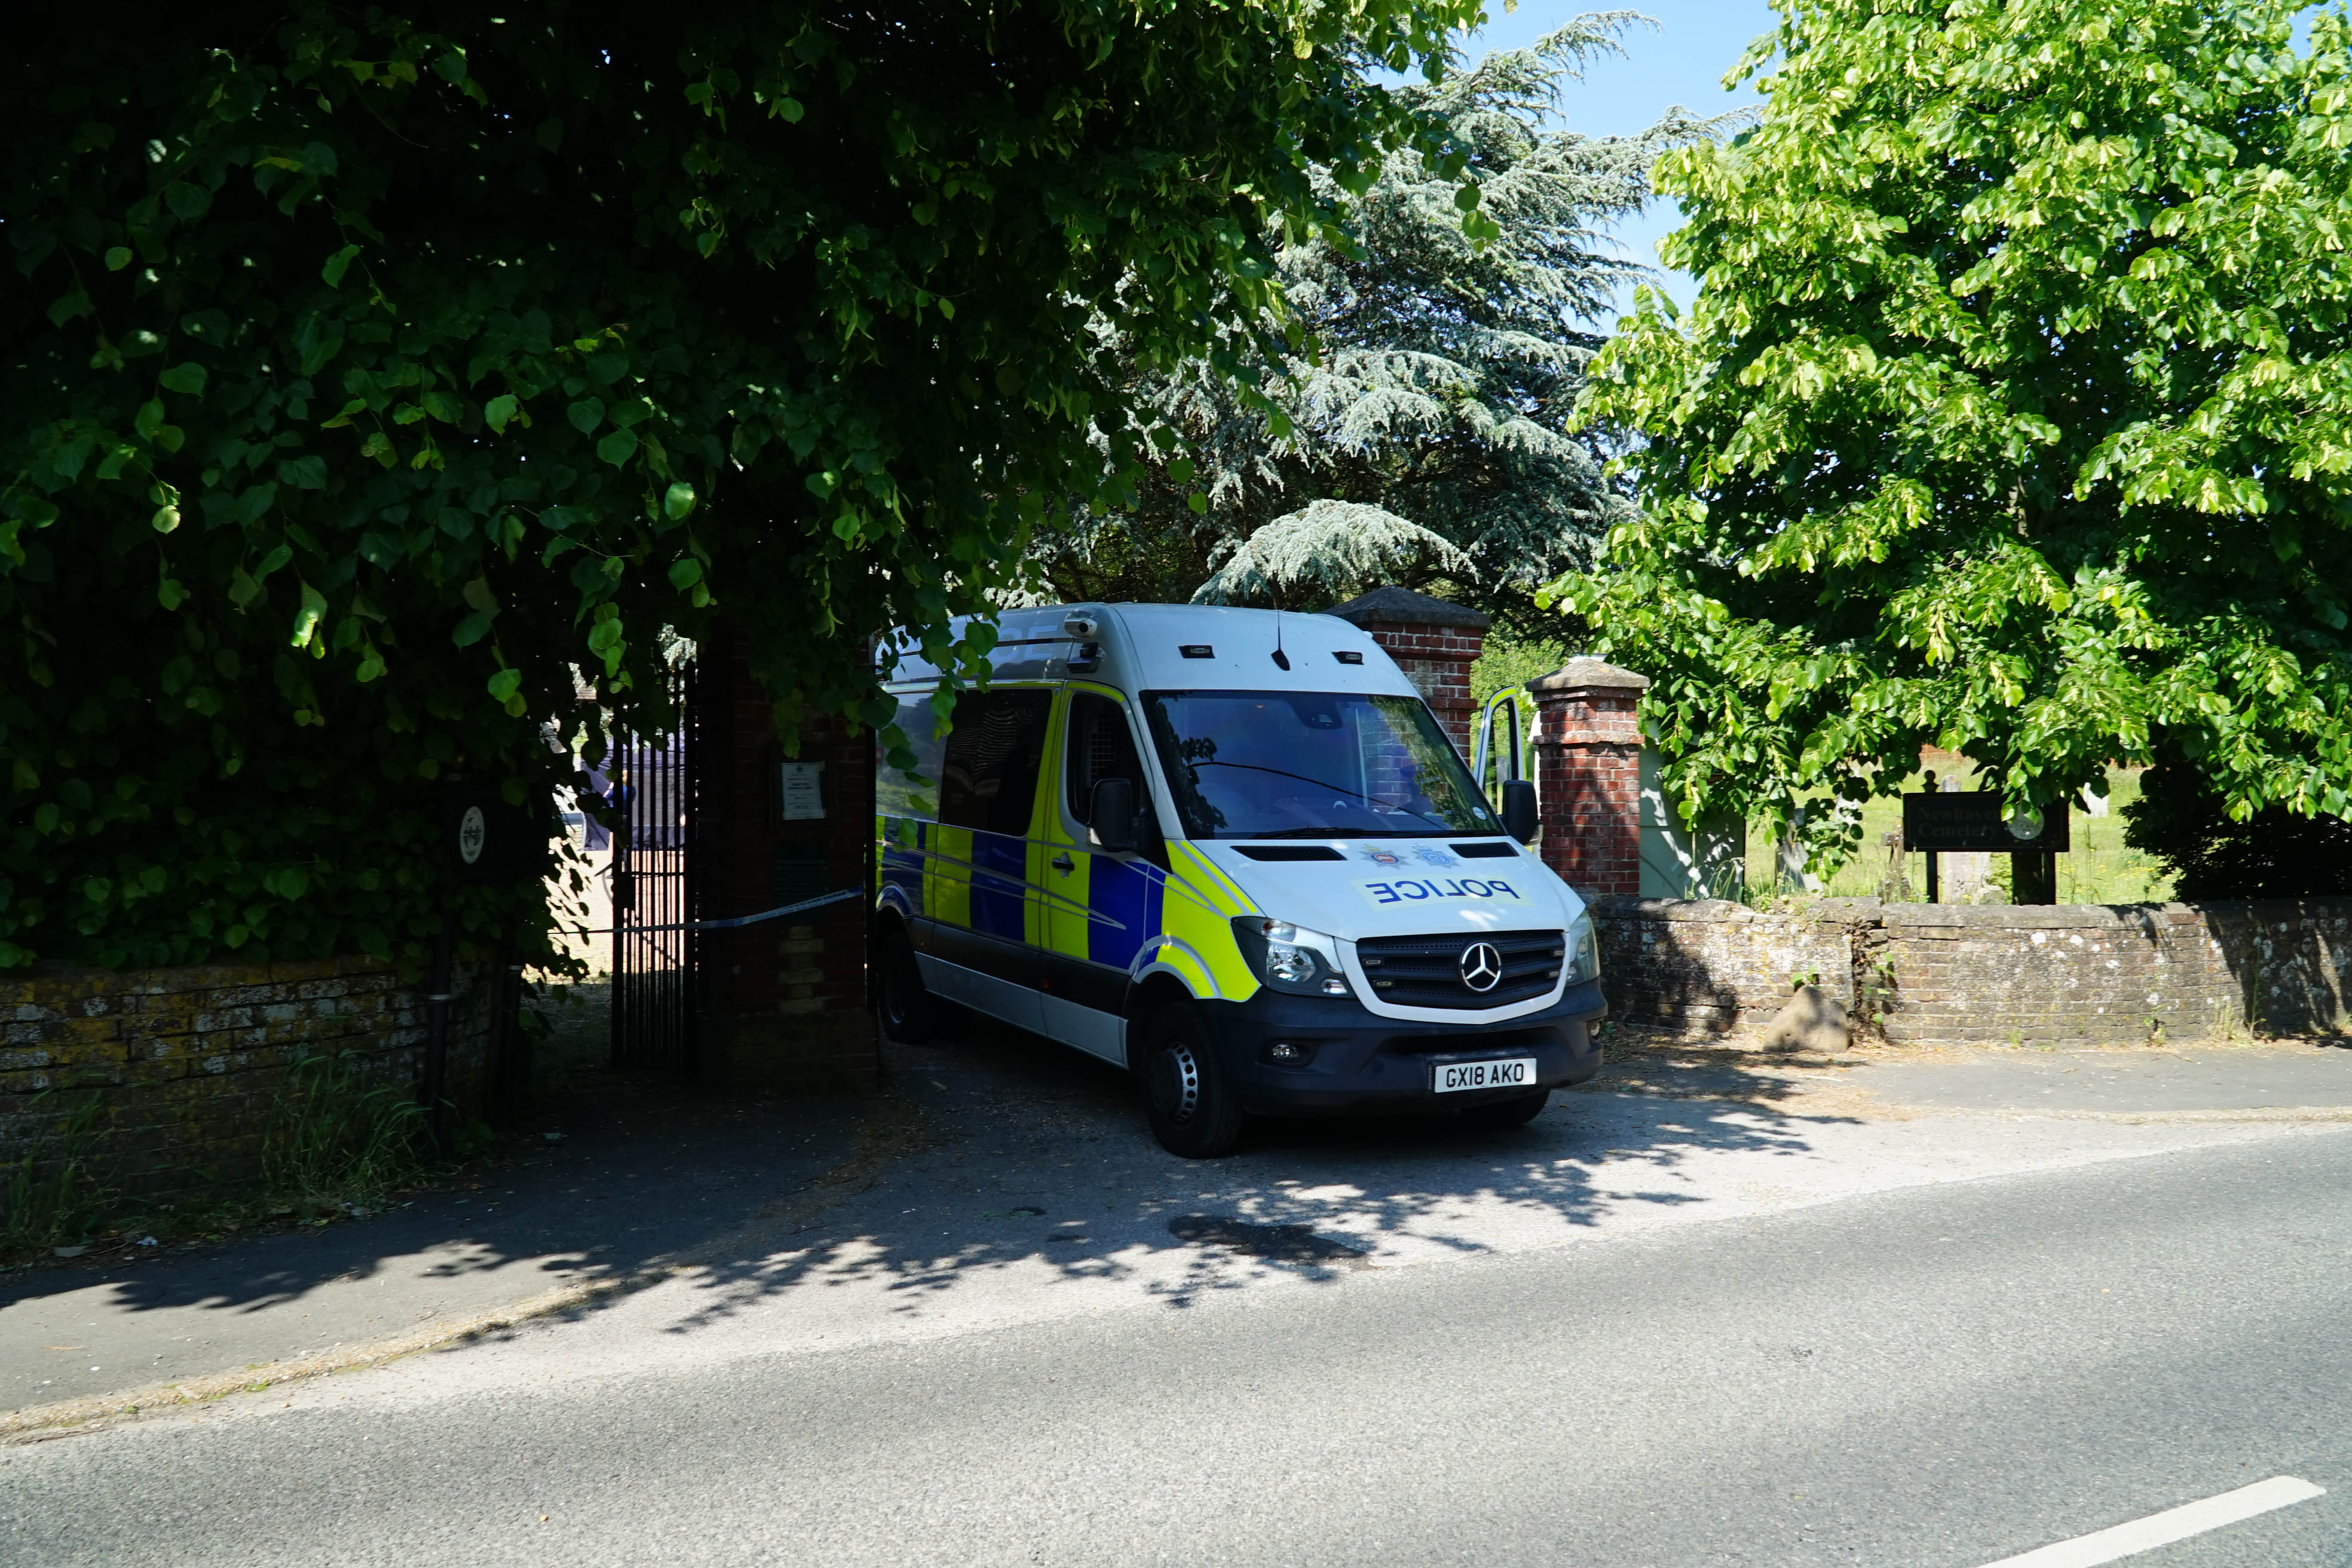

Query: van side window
[[938, 689, 1051, 835], [1065, 693, 1146, 825], [877, 690, 949, 821]]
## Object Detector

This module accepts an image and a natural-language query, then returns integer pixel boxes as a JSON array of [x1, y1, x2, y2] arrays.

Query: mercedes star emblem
[[1459, 941, 1503, 993]]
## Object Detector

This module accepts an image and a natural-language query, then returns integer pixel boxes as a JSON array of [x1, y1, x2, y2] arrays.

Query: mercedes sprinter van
[[873, 603, 1605, 1156]]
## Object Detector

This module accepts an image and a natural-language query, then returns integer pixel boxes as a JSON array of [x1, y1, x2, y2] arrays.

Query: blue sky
[[1447, 0, 1783, 310]]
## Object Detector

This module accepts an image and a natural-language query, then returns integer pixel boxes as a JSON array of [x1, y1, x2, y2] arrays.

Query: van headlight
[[1566, 912, 1601, 985], [1232, 917, 1353, 997]]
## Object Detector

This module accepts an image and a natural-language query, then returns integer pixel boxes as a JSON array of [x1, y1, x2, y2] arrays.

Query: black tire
[[1460, 1089, 1550, 1130], [1141, 1002, 1244, 1158], [876, 922, 942, 1045]]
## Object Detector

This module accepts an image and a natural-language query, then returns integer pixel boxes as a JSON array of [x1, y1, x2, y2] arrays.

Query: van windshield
[[1141, 690, 1505, 840]]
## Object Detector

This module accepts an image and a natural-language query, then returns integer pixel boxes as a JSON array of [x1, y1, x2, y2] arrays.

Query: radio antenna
[[1272, 605, 1290, 670]]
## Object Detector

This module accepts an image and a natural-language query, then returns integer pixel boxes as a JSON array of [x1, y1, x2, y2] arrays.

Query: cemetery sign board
[[1901, 792, 2069, 853]]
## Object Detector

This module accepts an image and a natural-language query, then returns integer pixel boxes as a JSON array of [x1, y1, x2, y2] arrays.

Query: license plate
[[1434, 1057, 1536, 1094]]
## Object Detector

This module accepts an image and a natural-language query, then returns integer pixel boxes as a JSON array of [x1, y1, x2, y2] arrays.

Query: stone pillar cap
[[1322, 585, 1492, 631], [1530, 656, 1650, 693]]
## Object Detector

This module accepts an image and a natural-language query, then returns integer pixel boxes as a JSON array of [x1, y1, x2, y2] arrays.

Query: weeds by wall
[[2, 1089, 111, 1254]]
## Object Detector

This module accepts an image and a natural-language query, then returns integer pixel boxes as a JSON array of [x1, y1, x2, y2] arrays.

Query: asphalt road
[[5, 1120, 2349, 1566]]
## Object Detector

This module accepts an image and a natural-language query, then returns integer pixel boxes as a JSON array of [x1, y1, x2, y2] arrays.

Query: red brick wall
[[696, 629, 877, 1091], [1531, 679, 1644, 898], [1358, 622, 1485, 755]]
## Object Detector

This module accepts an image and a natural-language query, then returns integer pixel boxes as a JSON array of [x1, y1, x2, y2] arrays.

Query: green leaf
[[434, 48, 469, 84], [663, 482, 696, 520], [486, 667, 523, 703], [452, 609, 495, 647], [104, 247, 133, 271], [596, 427, 639, 467], [277, 455, 327, 489], [157, 574, 188, 609], [321, 244, 361, 287], [48, 290, 93, 328], [567, 397, 604, 433], [158, 362, 207, 395], [667, 558, 704, 590], [253, 544, 293, 582], [484, 393, 520, 433], [151, 504, 181, 534], [290, 583, 327, 648]]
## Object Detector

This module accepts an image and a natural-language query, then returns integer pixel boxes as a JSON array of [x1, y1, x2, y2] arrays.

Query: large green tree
[[1030, 19, 1712, 631], [1567, 0, 2352, 864], [1, 0, 1476, 969]]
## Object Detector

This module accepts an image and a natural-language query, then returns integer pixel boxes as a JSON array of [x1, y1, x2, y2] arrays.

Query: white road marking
[[1977, 1475, 2326, 1567]]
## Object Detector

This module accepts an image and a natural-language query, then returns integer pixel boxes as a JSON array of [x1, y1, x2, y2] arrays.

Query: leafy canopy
[[1, 0, 1477, 969], [1032, 19, 1713, 629], [1566, 0, 2352, 863]]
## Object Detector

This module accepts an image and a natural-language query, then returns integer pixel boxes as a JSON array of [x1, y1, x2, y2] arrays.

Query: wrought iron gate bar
[[609, 661, 699, 1075]]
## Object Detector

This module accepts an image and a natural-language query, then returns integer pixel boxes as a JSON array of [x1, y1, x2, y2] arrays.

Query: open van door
[[1472, 687, 1540, 844]]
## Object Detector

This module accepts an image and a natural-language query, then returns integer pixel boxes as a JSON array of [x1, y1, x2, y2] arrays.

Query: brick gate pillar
[[695, 625, 877, 1091], [1529, 657, 1649, 898], [1324, 586, 1490, 755]]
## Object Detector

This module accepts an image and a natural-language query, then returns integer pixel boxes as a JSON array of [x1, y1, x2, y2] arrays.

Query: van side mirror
[[1501, 778, 1539, 845], [1091, 777, 1138, 853]]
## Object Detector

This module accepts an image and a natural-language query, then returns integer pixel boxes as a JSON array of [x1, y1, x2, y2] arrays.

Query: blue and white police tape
[[572, 886, 862, 935]]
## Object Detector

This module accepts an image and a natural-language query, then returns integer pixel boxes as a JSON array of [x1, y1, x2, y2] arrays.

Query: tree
[[1565, 0, 2352, 869], [2124, 764, 2352, 899], [1030, 19, 1713, 631], [0, 0, 1476, 969]]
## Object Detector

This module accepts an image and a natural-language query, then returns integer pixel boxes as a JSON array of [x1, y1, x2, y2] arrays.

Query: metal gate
[[610, 661, 700, 1074]]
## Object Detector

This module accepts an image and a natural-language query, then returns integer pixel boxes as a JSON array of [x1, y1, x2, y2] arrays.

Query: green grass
[[1744, 764, 2178, 905], [260, 1052, 435, 1215], [2, 1089, 112, 1255]]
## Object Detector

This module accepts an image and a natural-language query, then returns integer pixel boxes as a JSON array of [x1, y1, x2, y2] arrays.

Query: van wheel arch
[[1123, 973, 1196, 1075]]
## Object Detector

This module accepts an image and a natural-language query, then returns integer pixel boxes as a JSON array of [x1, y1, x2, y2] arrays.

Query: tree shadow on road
[[586, 1016, 1875, 1333], [2, 1011, 1878, 1417]]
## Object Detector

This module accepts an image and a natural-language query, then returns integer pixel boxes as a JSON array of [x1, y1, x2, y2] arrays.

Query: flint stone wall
[[1592, 897, 2352, 1046], [1, 955, 493, 1208], [1588, 897, 1859, 1039]]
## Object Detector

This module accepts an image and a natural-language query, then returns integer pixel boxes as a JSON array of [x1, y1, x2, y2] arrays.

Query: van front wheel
[[1141, 1003, 1243, 1159]]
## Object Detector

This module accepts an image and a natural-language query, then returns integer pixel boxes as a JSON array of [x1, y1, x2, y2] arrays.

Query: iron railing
[[610, 662, 699, 1075]]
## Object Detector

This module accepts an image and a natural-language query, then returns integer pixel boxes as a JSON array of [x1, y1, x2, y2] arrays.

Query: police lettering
[[1361, 877, 1521, 904]]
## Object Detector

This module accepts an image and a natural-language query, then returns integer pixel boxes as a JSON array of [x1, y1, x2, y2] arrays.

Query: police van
[[873, 603, 1605, 1156]]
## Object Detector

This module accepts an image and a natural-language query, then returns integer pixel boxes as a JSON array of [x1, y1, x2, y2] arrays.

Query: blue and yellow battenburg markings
[[874, 684, 1261, 1004], [874, 815, 1260, 1003]]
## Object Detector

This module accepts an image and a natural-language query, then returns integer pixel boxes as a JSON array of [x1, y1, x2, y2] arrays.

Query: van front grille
[[1353, 929, 1564, 1010]]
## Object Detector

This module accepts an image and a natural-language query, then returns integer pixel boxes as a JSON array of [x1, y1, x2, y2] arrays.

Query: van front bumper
[[1202, 981, 1606, 1116]]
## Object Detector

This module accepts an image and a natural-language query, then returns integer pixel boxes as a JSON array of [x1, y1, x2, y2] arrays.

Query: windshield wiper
[[1186, 758, 1452, 829], [1233, 826, 1370, 840]]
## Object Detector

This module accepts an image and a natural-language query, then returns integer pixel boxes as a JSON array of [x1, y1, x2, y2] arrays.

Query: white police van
[[873, 603, 1605, 1156]]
